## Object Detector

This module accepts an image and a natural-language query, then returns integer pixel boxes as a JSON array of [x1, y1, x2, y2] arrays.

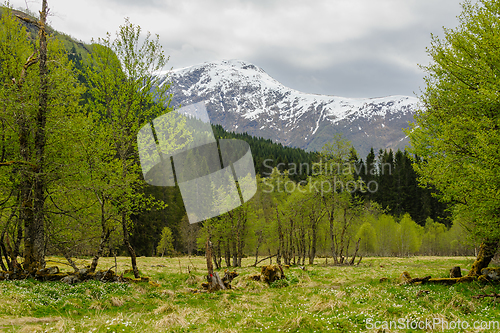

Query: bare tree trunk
[[206, 239, 214, 277], [122, 213, 140, 278], [222, 240, 229, 267], [90, 196, 112, 273], [21, 0, 50, 272], [328, 210, 339, 265], [309, 226, 317, 265], [0, 236, 11, 271], [0, 247, 6, 271], [31, 0, 49, 271], [13, 217, 23, 264], [231, 239, 237, 267], [90, 227, 111, 273], [236, 212, 245, 268], [0, 209, 18, 271], [276, 207, 283, 265], [349, 238, 361, 265], [215, 239, 222, 269]]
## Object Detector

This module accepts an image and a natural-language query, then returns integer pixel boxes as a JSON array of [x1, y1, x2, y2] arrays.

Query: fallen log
[[252, 254, 277, 267], [0, 267, 151, 284], [472, 293, 500, 299]]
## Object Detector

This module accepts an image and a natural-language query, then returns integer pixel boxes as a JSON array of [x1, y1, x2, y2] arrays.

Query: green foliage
[[83, 18, 173, 262], [420, 218, 447, 255], [157, 227, 174, 257], [356, 221, 377, 254], [408, 0, 500, 241], [0, 4, 90, 266], [373, 214, 399, 256], [0, 4, 479, 266], [396, 213, 423, 256]]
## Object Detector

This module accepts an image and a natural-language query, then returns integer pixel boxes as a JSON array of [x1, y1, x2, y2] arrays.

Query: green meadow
[[1, 256, 499, 332]]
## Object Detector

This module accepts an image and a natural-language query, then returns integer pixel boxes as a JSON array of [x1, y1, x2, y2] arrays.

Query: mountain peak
[[161, 60, 418, 155]]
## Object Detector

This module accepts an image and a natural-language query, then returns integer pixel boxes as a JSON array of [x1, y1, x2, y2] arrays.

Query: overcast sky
[[11, 0, 466, 98]]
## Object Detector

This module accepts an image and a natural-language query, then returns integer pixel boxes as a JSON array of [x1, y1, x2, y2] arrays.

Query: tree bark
[[224, 240, 231, 267], [90, 227, 111, 273], [328, 209, 339, 265], [276, 207, 283, 265], [214, 239, 221, 269], [349, 238, 361, 265], [0, 236, 11, 271], [122, 213, 140, 278], [0, 246, 6, 271], [24, 0, 49, 272], [231, 238, 237, 267], [467, 240, 499, 276], [90, 195, 113, 273], [236, 212, 245, 268]]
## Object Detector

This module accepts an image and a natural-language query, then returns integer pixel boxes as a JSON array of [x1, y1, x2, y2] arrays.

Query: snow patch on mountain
[[158, 59, 418, 155]]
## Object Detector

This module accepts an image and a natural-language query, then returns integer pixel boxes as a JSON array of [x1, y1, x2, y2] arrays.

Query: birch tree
[[85, 19, 172, 278]]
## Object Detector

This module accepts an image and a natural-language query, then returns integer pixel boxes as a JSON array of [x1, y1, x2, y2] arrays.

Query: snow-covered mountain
[[157, 60, 418, 156]]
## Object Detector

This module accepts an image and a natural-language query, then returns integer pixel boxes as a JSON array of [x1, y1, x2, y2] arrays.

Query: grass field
[[0, 256, 499, 332]]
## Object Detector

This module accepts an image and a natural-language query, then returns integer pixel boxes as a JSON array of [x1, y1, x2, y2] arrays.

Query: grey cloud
[[8, 0, 469, 98]]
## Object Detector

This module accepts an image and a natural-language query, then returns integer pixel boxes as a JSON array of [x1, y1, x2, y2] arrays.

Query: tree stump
[[399, 271, 412, 284], [205, 239, 225, 292], [261, 265, 285, 284], [450, 266, 462, 278]]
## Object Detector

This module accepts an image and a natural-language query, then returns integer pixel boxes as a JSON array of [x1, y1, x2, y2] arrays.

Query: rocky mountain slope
[[157, 60, 418, 156]]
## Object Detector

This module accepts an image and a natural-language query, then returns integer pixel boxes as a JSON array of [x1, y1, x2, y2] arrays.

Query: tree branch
[[0, 160, 37, 169]]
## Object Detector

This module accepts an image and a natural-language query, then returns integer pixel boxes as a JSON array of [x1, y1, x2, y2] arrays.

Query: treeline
[[211, 124, 318, 182], [189, 137, 474, 269], [131, 129, 454, 257]]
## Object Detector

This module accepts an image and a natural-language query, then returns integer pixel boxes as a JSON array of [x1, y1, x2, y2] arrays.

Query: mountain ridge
[[158, 59, 418, 156]]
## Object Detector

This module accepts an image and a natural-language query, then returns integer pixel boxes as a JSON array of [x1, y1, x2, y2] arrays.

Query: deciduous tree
[[408, 0, 500, 275], [85, 19, 172, 278]]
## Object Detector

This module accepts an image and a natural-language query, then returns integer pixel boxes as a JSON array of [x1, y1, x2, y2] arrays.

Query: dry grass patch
[[309, 295, 348, 312], [186, 308, 210, 325], [444, 294, 477, 314], [89, 300, 108, 310], [159, 288, 175, 298], [18, 325, 44, 332], [234, 277, 268, 291], [153, 302, 177, 315], [110, 296, 125, 307], [155, 313, 188, 329], [0, 317, 61, 326], [185, 274, 201, 285], [282, 314, 314, 331]]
